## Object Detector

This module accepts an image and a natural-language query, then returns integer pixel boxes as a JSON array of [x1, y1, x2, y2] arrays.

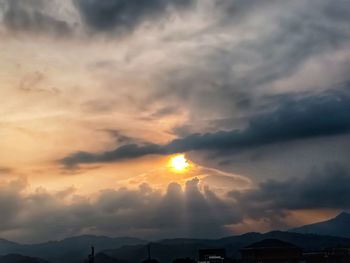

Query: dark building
[[302, 252, 328, 263], [240, 239, 302, 263], [325, 247, 350, 263], [302, 248, 350, 263], [199, 249, 226, 263], [327, 248, 350, 263]]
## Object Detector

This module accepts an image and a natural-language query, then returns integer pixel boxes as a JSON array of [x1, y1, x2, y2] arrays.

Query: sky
[[0, 0, 350, 243]]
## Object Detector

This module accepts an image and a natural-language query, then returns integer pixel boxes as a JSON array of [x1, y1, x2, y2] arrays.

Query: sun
[[170, 154, 190, 172]]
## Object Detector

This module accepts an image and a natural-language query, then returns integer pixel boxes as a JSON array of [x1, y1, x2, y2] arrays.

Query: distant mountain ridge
[[102, 231, 350, 263], [290, 211, 350, 238], [0, 236, 147, 263], [0, 254, 49, 263], [2, 216, 350, 263]]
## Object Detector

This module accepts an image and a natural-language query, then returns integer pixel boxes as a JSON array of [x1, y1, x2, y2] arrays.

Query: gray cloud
[[100, 129, 140, 145], [2, 165, 350, 242], [0, 177, 27, 230], [0, 177, 240, 243], [147, 0, 350, 124], [74, 0, 194, 33], [232, 164, 350, 218], [166, 85, 350, 152], [2, 0, 72, 36], [62, 85, 350, 167], [62, 144, 164, 168], [1, 0, 349, 242]]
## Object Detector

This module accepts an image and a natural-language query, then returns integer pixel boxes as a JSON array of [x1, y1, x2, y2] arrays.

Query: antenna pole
[[148, 243, 151, 260]]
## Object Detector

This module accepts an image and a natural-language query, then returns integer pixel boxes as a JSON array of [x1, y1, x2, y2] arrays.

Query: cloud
[[2, 165, 350, 242], [1, 0, 350, 242], [61, 144, 164, 168], [166, 85, 350, 152], [1, 0, 72, 36], [0, 177, 27, 230], [123, 162, 252, 192], [232, 164, 350, 220], [141, 0, 350, 126], [74, 0, 194, 33], [61, 86, 350, 167], [0, 167, 13, 175], [101, 129, 141, 145], [0, 177, 241, 242]]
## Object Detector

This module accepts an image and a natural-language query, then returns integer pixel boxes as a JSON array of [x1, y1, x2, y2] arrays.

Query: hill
[[291, 212, 350, 238], [0, 236, 146, 263], [0, 254, 49, 263], [102, 231, 350, 263], [2, 230, 350, 263]]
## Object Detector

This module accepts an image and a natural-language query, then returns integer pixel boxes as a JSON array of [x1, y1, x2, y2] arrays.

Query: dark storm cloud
[[62, 143, 164, 168], [166, 85, 350, 153], [232, 164, 350, 215], [2, 0, 71, 36], [74, 0, 194, 32], [150, 0, 350, 123], [61, 86, 350, 167], [0, 177, 240, 242], [3, 165, 350, 242]]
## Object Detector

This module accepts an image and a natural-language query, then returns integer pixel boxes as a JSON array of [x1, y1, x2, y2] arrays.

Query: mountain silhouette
[[1, 231, 350, 263], [102, 231, 350, 263], [290, 211, 350, 238], [0, 236, 146, 263], [0, 254, 49, 263], [0, 239, 20, 255]]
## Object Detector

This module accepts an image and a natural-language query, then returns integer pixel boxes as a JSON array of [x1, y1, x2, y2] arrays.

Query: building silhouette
[[199, 249, 226, 263], [303, 247, 350, 263], [240, 239, 302, 263]]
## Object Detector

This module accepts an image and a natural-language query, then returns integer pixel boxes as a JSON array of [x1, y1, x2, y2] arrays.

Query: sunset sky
[[0, 0, 350, 243]]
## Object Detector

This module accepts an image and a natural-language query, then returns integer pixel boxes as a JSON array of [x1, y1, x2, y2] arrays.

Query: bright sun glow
[[170, 154, 189, 172]]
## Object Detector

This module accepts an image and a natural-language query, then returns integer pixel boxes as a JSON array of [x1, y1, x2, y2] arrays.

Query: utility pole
[[148, 243, 151, 260], [88, 246, 95, 263]]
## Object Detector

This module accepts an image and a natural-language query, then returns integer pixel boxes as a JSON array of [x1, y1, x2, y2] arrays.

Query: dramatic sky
[[0, 0, 350, 243]]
